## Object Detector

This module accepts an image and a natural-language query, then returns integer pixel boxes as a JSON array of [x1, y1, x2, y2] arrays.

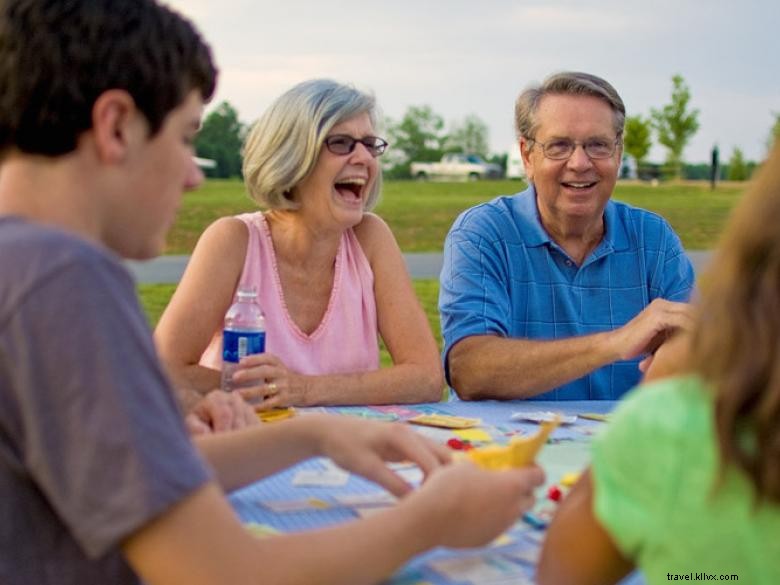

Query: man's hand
[[609, 299, 695, 362], [185, 390, 259, 435], [308, 416, 452, 497]]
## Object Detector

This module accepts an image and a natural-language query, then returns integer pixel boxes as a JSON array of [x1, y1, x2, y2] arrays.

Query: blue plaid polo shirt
[[439, 186, 695, 400]]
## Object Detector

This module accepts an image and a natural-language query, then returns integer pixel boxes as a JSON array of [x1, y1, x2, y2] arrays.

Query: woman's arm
[[361, 213, 445, 401], [155, 217, 248, 393]]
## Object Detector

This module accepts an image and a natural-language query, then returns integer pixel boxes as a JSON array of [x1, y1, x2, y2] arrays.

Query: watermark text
[[667, 573, 738, 581]]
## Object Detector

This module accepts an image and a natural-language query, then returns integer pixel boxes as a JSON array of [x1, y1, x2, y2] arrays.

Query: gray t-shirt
[[0, 218, 212, 584]]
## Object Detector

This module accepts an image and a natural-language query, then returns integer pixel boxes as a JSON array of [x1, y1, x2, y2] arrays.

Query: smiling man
[[440, 72, 695, 401]]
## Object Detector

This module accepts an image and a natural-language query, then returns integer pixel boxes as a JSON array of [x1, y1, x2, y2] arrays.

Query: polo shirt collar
[[514, 183, 632, 257], [602, 197, 631, 252]]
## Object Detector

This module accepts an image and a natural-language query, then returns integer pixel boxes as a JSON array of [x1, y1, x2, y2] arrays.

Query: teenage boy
[[0, 2, 544, 584]]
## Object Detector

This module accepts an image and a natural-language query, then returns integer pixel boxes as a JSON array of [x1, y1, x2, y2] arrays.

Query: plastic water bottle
[[221, 287, 265, 392]]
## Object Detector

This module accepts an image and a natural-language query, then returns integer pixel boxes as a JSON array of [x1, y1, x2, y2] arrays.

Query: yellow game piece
[[407, 414, 481, 429], [466, 418, 560, 470], [560, 471, 582, 487], [453, 428, 493, 442], [464, 443, 514, 470], [257, 407, 296, 423], [578, 412, 610, 422], [489, 533, 515, 547]]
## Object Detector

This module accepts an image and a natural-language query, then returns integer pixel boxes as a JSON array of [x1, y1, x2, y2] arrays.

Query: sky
[[166, 0, 779, 164]]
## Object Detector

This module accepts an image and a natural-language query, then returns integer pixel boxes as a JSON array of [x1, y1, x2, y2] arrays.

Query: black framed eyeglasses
[[529, 137, 622, 160], [324, 135, 389, 157]]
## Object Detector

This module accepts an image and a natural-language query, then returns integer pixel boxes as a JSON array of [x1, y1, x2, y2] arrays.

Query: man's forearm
[[448, 332, 619, 400]]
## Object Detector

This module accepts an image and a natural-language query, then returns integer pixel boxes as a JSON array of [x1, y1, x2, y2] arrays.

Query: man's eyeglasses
[[529, 137, 622, 160], [324, 135, 389, 157]]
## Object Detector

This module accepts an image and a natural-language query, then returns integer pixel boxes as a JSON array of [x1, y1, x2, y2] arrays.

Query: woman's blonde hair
[[242, 79, 382, 211], [689, 145, 780, 502]]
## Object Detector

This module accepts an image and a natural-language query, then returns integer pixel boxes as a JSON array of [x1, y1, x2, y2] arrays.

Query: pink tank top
[[200, 212, 380, 375]]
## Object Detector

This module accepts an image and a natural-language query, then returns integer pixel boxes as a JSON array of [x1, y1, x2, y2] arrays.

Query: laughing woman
[[155, 79, 443, 408]]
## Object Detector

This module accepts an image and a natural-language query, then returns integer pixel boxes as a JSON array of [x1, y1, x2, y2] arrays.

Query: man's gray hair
[[514, 72, 626, 140], [243, 79, 382, 210]]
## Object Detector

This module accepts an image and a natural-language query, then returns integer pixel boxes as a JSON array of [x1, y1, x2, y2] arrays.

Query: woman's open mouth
[[334, 177, 367, 203]]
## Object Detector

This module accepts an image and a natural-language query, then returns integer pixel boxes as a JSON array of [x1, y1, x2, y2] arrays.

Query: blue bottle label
[[222, 329, 265, 363]]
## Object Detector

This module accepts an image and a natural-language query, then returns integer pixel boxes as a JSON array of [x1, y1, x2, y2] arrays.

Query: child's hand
[[306, 416, 452, 497], [409, 462, 545, 548]]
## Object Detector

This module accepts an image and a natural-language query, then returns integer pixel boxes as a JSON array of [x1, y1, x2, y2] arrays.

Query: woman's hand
[[232, 352, 307, 410]]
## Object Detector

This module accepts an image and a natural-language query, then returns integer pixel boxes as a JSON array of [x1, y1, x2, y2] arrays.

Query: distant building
[[506, 143, 525, 179]]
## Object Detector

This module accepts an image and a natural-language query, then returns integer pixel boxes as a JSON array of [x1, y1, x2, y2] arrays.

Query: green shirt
[[592, 375, 780, 584]]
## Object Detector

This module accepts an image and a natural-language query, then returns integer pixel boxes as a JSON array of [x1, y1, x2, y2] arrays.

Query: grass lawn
[[138, 280, 441, 368], [146, 177, 748, 366], [164, 178, 747, 255]]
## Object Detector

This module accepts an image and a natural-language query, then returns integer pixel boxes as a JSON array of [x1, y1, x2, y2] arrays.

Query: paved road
[[127, 250, 713, 284]]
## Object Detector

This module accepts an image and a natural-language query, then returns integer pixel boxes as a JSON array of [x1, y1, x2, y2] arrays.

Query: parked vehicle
[[194, 156, 217, 169], [411, 153, 503, 181]]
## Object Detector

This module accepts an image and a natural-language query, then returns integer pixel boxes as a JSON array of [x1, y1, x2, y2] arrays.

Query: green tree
[[727, 147, 749, 181], [386, 105, 446, 178], [682, 163, 713, 180], [651, 75, 700, 179], [195, 101, 245, 178], [767, 112, 780, 152], [623, 115, 653, 169], [445, 114, 490, 158]]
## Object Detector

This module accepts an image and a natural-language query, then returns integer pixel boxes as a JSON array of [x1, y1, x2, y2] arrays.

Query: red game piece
[[547, 485, 562, 502], [447, 438, 464, 450]]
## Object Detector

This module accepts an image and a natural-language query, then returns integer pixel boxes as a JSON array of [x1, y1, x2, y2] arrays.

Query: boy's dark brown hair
[[0, 0, 217, 156]]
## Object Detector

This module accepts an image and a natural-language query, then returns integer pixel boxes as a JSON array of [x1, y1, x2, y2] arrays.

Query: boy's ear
[[91, 89, 142, 163]]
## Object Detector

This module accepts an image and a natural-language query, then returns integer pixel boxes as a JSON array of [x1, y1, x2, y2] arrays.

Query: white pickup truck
[[410, 153, 503, 181]]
